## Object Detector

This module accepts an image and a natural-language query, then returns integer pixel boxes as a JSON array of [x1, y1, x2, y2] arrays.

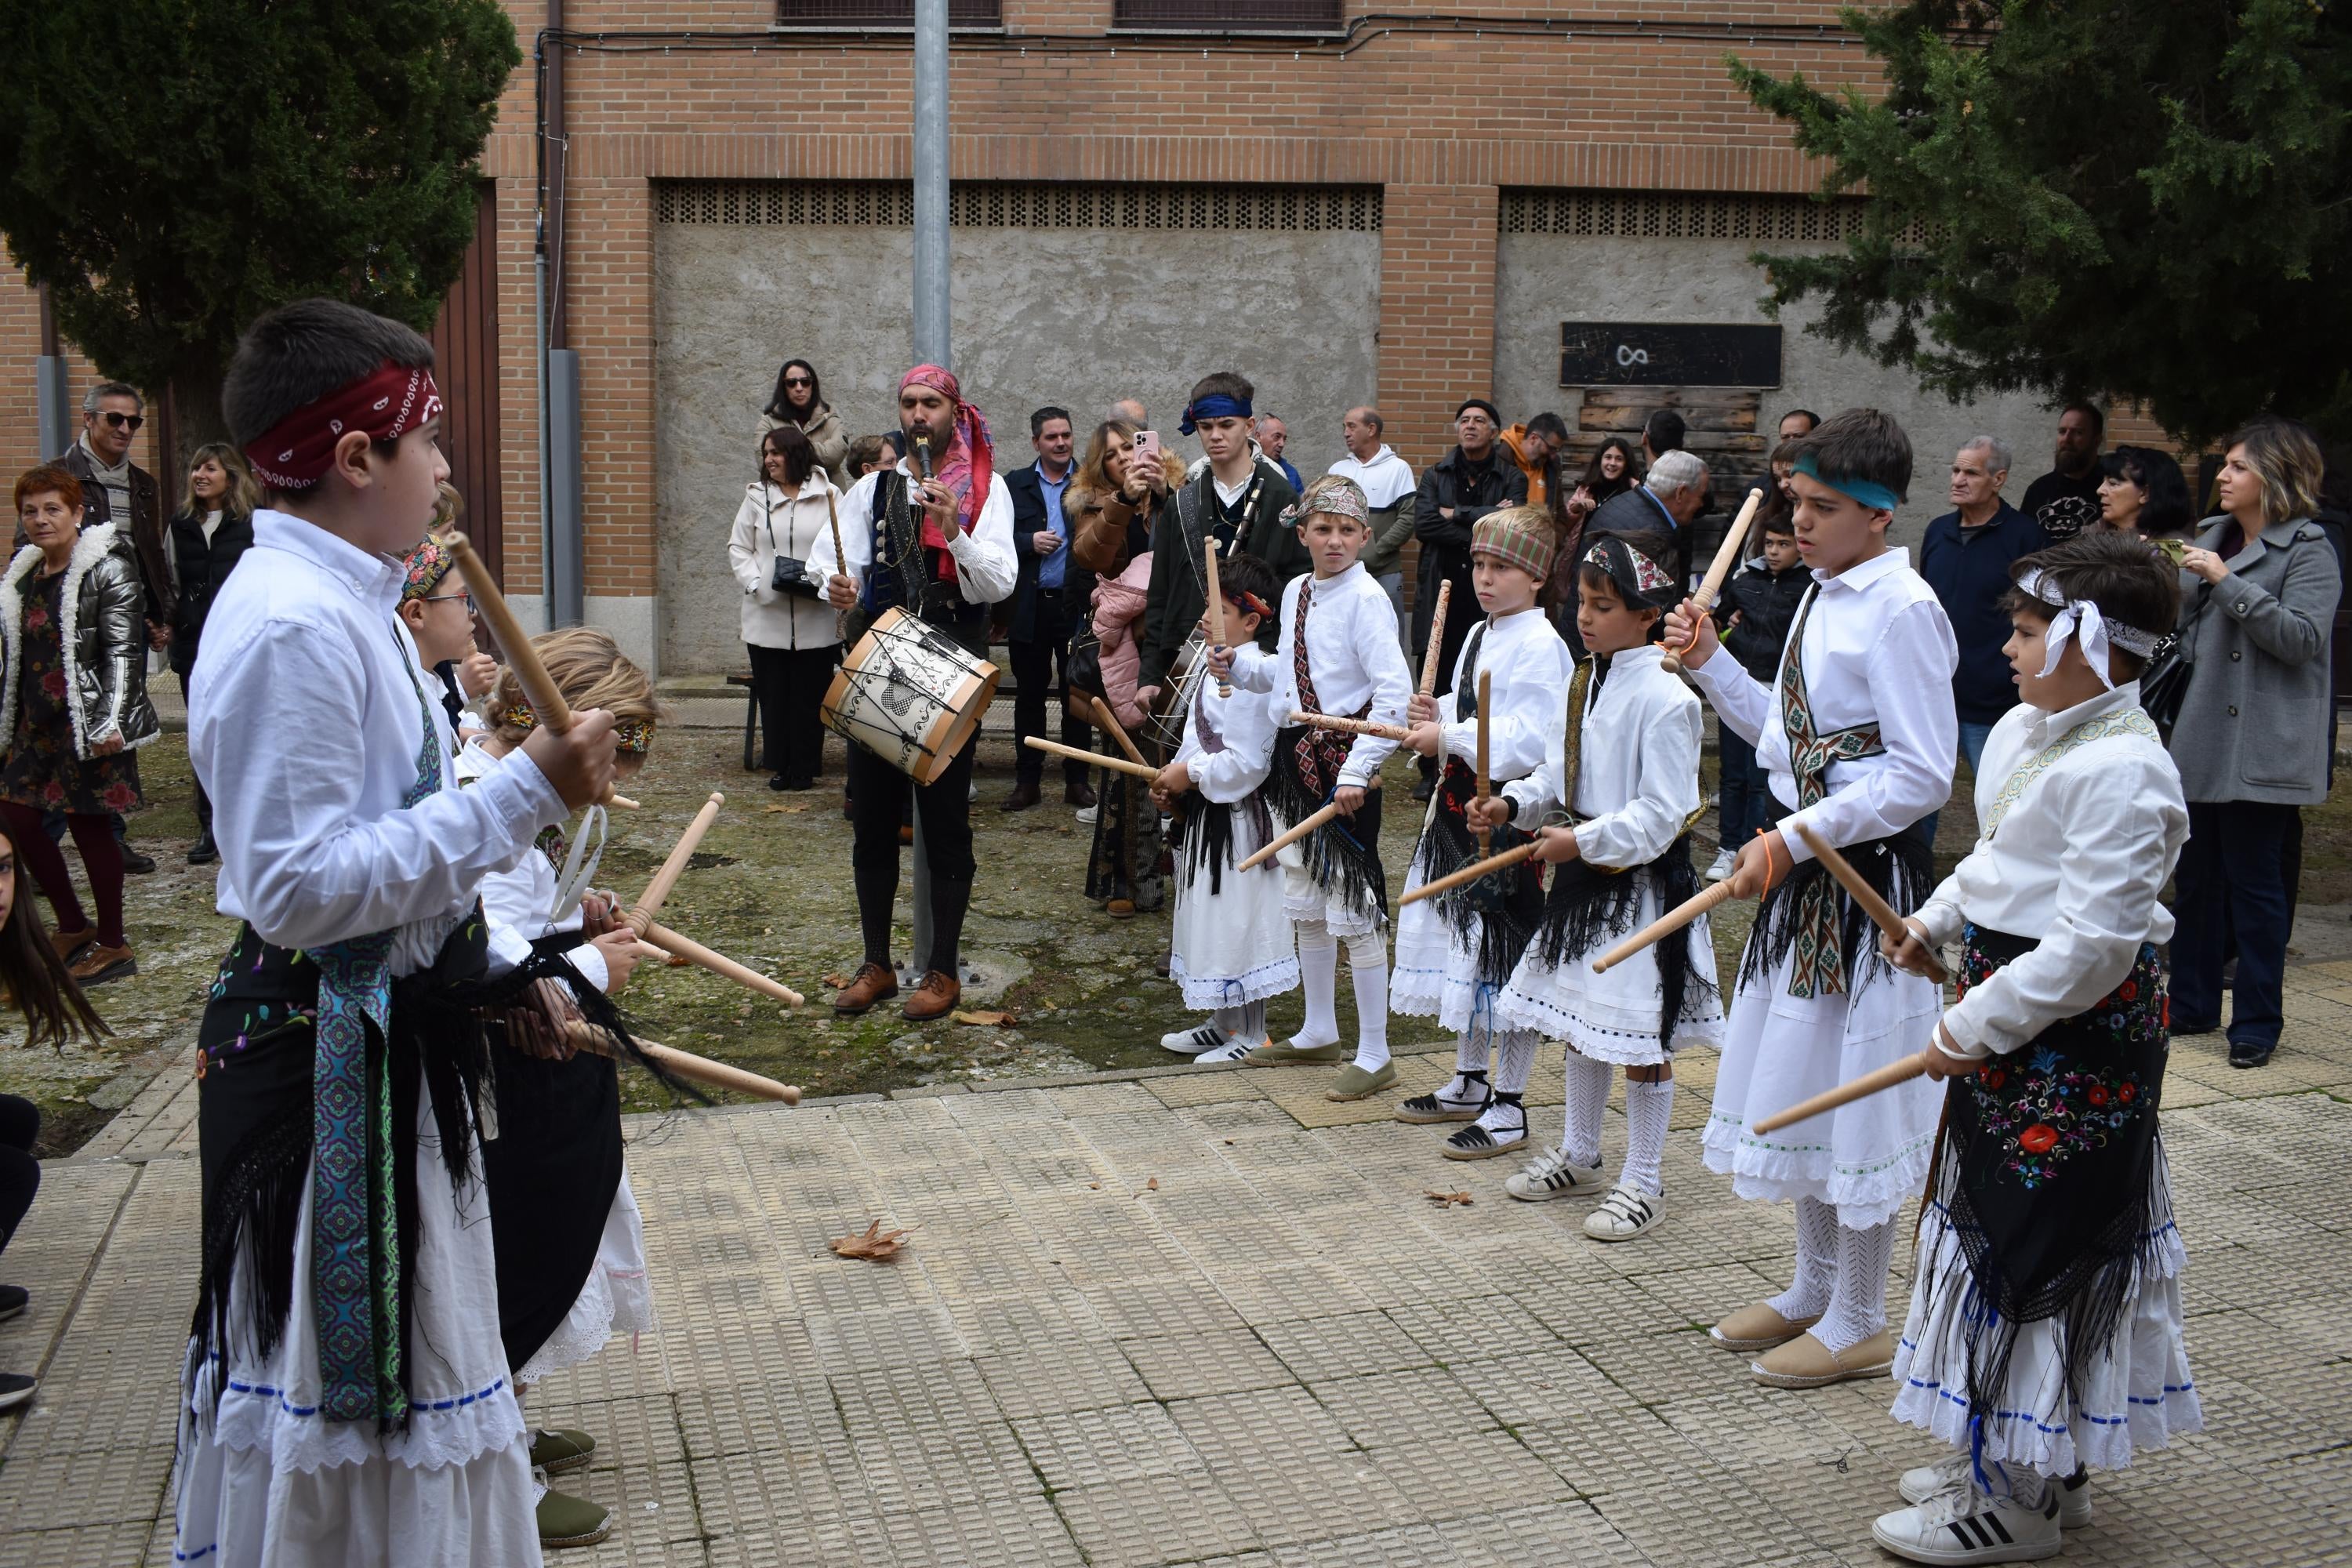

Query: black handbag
[[1066, 619, 1106, 701], [2139, 582, 2209, 744], [770, 552, 818, 598]]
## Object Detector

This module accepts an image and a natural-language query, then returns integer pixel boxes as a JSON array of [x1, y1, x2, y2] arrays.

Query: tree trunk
[[166, 354, 231, 481]]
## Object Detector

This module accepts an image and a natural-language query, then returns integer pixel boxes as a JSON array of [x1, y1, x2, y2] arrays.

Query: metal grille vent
[[655, 181, 1382, 231], [1501, 189, 1881, 242]]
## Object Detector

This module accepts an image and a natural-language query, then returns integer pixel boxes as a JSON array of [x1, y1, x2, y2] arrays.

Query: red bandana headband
[[244, 362, 443, 490]]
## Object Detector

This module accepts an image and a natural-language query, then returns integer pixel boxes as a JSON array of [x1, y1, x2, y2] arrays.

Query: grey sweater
[[2168, 515, 2342, 804]]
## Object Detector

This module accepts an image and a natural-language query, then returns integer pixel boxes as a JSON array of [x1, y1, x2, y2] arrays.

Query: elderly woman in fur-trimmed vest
[[0, 466, 160, 985]]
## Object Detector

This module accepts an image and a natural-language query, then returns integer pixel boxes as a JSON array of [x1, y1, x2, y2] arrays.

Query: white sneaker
[[1075, 804, 1099, 826], [1871, 1481, 2062, 1564], [1582, 1182, 1665, 1242], [1504, 1145, 1608, 1202], [1900, 1459, 2091, 1530], [1161, 1023, 1236, 1056], [1198, 1036, 1266, 1064], [1704, 848, 1736, 881]]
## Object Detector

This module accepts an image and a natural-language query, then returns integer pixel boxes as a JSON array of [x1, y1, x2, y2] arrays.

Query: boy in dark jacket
[[1705, 511, 1808, 877]]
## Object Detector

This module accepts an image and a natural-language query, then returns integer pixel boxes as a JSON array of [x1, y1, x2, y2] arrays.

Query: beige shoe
[[1324, 1061, 1397, 1102], [1708, 1301, 1821, 1354], [1750, 1327, 1896, 1389], [1243, 1039, 1347, 1066]]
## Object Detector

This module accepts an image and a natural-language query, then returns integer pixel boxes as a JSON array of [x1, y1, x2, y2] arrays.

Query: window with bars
[[655, 180, 1382, 232], [1111, 0, 1344, 32], [771, 0, 1002, 29]]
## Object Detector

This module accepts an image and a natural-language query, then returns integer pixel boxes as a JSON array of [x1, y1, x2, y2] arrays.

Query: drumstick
[[1418, 580, 1453, 697], [1399, 837, 1541, 908], [1791, 823, 1949, 984], [1025, 735, 1158, 781], [824, 485, 849, 633], [1205, 538, 1231, 699], [1663, 486, 1765, 675], [626, 791, 724, 934], [1287, 710, 1411, 743], [1752, 1050, 1932, 1135], [445, 534, 626, 806], [1083, 693, 1149, 768], [1475, 670, 1492, 858], [564, 1021, 802, 1105], [1592, 879, 1743, 974], [637, 919, 806, 1008], [1237, 800, 1342, 872]]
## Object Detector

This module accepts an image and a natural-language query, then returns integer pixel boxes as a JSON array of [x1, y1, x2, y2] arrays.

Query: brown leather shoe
[[68, 943, 136, 985], [49, 927, 96, 965], [833, 961, 899, 1015], [1000, 780, 1042, 812], [902, 970, 961, 1021], [1064, 778, 1097, 808], [1107, 898, 1136, 918]]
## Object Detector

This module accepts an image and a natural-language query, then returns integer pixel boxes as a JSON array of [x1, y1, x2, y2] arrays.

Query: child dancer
[[1212, 476, 1413, 1100], [1869, 532, 2196, 1563], [1483, 534, 1722, 1236], [1153, 552, 1298, 1061], [456, 625, 668, 1552], [1708, 507, 1809, 878], [1390, 506, 1571, 1147], [396, 524, 496, 736], [176, 299, 615, 1567], [1661, 408, 1958, 1389]]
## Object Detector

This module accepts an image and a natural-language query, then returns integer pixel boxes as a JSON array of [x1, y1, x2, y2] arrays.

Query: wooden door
[[430, 184, 502, 584]]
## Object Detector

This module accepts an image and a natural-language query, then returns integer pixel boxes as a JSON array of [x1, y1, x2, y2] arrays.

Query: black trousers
[[2172, 800, 2298, 1052], [1010, 590, 1088, 786], [848, 739, 978, 978], [0, 1094, 38, 1256], [180, 671, 211, 837], [746, 642, 837, 783]]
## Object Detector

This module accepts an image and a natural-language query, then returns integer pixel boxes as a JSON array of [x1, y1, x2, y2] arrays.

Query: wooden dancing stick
[[1238, 800, 1342, 872], [1663, 486, 1766, 675], [1025, 735, 1159, 781], [1475, 669, 1493, 858], [445, 533, 624, 804], [564, 1022, 802, 1105], [1287, 710, 1411, 743], [626, 791, 724, 934], [1399, 837, 1541, 909], [1592, 879, 1743, 974], [608, 793, 641, 811], [637, 920, 806, 1008], [1417, 580, 1453, 697], [1081, 693, 1149, 768], [1752, 1050, 1932, 1135], [1205, 537, 1232, 699], [1791, 823, 1949, 984]]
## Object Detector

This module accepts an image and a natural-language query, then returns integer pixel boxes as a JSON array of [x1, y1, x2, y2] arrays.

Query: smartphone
[[1132, 430, 1162, 465]]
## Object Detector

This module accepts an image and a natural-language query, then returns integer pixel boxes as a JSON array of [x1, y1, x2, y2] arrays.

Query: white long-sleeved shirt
[[189, 511, 566, 973], [1173, 681, 1279, 806], [455, 738, 612, 993], [1229, 561, 1413, 789], [1326, 446, 1417, 510], [1432, 607, 1570, 784], [1684, 546, 1957, 862], [803, 458, 1017, 608], [1505, 644, 1704, 870], [1911, 684, 2187, 1058]]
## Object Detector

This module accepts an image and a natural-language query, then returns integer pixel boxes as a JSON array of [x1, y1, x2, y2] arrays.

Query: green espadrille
[[1325, 1061, 1398, 1101], [529, 1427, 597, 1475], [1243, 1039, 1347, 1066], [537, 1487, 612, 1549]]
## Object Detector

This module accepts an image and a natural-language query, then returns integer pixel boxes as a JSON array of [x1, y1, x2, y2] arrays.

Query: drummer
[[808, 364, 1017, 1020]]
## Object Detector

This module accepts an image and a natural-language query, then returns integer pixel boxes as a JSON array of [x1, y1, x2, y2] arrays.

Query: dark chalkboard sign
[[1559, 322, 1782, 388]]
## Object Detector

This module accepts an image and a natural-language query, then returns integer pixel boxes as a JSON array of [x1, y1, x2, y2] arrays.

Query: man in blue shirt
[[1918, 435, 2049, 815], [1003, 407, 1089, 811], [1255, 413, 1304, 492]]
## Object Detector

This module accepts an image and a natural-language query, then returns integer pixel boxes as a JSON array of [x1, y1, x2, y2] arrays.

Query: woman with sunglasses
[[758, 358, 852, 488], [166, 445, 260, 864]]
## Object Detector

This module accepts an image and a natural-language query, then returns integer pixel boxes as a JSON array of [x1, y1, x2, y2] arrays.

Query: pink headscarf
[[899, 365, 993, 564]]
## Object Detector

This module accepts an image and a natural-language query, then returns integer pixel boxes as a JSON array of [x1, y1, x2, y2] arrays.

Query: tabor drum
[[1141, 628, 1208, 760], [822, 607, 1002, 784]]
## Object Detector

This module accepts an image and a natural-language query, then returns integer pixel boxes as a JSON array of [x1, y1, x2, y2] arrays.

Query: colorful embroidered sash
[[1777, 588, 1887, 997], [305, 643, 445, 1425], [1982, 709, 2159, 838], [1287, 579, 1369, 799]]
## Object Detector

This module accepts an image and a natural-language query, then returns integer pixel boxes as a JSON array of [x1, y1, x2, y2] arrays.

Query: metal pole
[[535, 224, 553, 634], [35, 285, 70, 460], [907, 0, 955, 981]]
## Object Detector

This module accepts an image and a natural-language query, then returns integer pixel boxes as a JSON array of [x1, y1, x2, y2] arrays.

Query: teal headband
[[1792, 452, 1901, 513]]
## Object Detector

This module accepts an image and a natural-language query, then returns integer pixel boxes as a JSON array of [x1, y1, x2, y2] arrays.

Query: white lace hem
[[1700, 1112, 1935, 1228], [1493, 983, 1721, 1065], [1171, 953, 1301, 1011], [186, 1341, 528, 1478]]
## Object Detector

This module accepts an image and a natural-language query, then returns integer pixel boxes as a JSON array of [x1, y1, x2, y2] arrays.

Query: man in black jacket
[[1134, 372, 1307, 718], [1000, 407, 1094, 811], [1410, 398, 1526, 795]]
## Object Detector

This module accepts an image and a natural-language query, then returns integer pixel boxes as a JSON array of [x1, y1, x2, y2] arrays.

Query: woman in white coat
[[729, 425, 843, 790]]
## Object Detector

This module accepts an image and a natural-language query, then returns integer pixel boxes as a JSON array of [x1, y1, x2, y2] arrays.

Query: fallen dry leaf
[[1145, 1177, 1160, 1191], [762, 803, 809, 814], [820, 972, 852, 989], [1425, 1190, 1475, 1208], [829, 1219, 911, 1261], [1087, 1181, 1102, 1190], [950, 1009, 1018, 1027]]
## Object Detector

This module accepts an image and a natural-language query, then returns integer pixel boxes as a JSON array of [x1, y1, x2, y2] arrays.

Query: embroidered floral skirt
[[0, 572, 142, 813]]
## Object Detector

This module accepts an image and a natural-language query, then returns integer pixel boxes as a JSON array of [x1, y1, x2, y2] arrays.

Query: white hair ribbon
[[2017, 568, 2161, 689], [548, 804, 609, 925]]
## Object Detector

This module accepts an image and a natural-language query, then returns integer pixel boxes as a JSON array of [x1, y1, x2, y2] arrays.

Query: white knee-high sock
[[1455, 1030, 1490, 1078], [1491, 1029, 1538, 1094], [1815, 1217, 1898, 1353], [1292, 920, 1340, 1049], [1766, 1196, 1842, 1323], [1559, 1050, 1611, 1169], [1621, 1077, 1674, 1197], [1345, 931, 1388, 1071]]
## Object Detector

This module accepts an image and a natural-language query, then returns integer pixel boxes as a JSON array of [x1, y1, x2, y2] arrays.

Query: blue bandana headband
[[1180, 394, 1254, 434], [1792, 452, 1902, 512]]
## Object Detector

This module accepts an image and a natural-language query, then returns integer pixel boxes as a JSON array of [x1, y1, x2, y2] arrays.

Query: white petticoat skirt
[[172, 1074, 542, 1568], [1491, 882, 1722, 1066], [1701, 949, 1941, 1227], [515, 1169, 655, 1387], [1890, 1198, 2201, 1476]]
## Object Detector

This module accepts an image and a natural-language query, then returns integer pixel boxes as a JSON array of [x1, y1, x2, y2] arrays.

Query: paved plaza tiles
[[1, 964, 2347, 1566]]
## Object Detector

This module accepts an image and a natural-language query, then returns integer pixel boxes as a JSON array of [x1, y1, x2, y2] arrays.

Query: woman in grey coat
[[0, 466, 161, 985], [2169, 418, 2341, 1067]]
